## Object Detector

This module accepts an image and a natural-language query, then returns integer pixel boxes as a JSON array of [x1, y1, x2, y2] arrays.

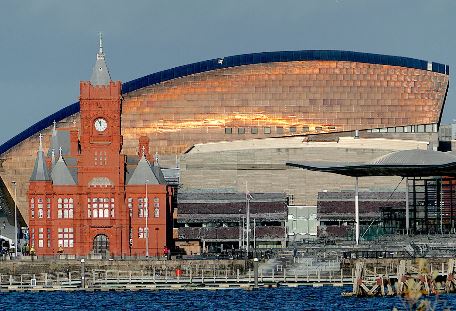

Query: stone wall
[[179, 138, 428, 206]]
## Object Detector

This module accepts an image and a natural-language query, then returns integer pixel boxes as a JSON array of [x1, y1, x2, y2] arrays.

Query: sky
[[0, 0, 455, 145]]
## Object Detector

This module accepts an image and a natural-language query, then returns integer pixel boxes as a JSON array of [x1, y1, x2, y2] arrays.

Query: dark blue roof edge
[[0, 49, 449, 155]]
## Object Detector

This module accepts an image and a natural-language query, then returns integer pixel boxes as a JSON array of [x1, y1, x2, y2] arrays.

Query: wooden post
[[283, 269, 286, 282], [153, 267, 156, 283]]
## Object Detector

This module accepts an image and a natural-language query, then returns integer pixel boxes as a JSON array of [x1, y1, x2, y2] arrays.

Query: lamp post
[[145, 179, 149, 258], [12, 181, 17, 257], [155, 227, 159, 257]]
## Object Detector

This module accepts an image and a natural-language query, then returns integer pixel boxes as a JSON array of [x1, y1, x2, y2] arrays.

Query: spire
[[51, 149, 56, 166], [39, 133, 43, 152], [154, 151, 160, 166], [98, 32, 103, 55], [90, 32, 111, 86], [30, 134, 51, 181]]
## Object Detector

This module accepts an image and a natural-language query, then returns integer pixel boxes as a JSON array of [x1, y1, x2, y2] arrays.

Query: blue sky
[[0, 0, 454, 144]]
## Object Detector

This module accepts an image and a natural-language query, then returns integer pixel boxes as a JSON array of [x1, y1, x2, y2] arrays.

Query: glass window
[[225, 128, 232, 134], [425, 124, 434, 132], [396, 126, 404, 133], [290, 127, 296, 133], [276, 127, 284, 134], [387, 127, 395, 133], [315, 127, 322, 132], [251, 127, 258, 134], [154, 208, 159, 218], [302, 126, 310, 132], [417, 125, 425, 133], [238, 127, 245, 134], [264, 127, 271, 134]]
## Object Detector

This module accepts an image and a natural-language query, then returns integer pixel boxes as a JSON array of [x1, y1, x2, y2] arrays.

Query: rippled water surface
[[0, 287, 455, 310]]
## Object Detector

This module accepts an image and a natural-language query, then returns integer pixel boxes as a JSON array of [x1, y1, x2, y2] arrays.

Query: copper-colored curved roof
[[0, 49, 449, 156]]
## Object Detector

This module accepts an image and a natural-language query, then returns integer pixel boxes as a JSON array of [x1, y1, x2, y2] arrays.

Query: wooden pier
[[347, 258, 456, 297], [0, 263, 354, 292]]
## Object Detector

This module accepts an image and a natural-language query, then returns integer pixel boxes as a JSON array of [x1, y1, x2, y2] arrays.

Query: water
[[0, 287, 454, 310]]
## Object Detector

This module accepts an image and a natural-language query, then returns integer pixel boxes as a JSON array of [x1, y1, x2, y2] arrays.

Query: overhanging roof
[[0, 50, 449, 155], [286, 149, 456, 177]]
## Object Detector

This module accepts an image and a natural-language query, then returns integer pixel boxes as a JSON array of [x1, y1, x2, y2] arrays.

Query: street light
[[12, 181, 17, 258], [155, 227, 159, 258], [145, 179, 149, 258]]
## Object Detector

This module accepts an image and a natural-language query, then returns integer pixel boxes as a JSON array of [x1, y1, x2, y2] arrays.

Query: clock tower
[[28, 35, 172, 258], [78, 34, 124, 188]]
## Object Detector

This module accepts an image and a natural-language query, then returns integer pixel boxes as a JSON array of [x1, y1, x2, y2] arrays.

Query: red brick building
[[27, 37, 173, 257]]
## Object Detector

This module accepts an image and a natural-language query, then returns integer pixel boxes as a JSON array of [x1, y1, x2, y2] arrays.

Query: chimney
[[70, 129, 79, 156]]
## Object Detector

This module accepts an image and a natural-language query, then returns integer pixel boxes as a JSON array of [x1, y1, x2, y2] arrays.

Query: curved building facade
[[0, 50, 449, 224]]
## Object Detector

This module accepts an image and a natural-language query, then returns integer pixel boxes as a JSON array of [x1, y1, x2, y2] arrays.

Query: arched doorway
[[93, 234, 109, 257]]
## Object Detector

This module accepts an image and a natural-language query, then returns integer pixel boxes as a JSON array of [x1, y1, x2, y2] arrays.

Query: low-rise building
[[175, 191, 288, 255]]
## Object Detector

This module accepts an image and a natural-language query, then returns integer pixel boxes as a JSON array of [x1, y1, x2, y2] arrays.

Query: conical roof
[[51, 155, 76, 185], [30, 134, 51, 182], [90, 33, 111, 86]]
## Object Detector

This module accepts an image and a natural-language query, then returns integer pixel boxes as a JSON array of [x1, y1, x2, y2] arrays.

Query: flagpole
[[246, 181, 250, 257]]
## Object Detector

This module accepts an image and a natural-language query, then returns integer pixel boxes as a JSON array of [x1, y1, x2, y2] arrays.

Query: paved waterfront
[[0, 286, 454, 310]]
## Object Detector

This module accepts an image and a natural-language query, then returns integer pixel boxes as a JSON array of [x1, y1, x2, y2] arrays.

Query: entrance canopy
[[286, 149, 456, 177], [286, 149, 456, 244]]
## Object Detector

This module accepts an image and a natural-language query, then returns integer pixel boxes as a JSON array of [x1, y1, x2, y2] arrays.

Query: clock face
[[94, 118, 108, 132]]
